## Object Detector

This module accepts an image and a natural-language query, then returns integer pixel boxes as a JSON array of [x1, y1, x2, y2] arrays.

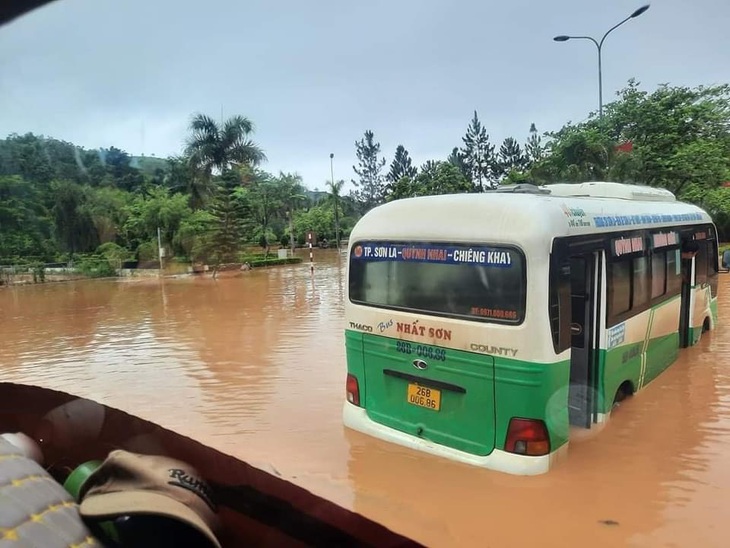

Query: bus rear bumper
[[343, 402, 567, 476]]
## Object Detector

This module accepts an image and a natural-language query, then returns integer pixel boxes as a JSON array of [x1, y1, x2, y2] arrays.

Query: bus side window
[[608, 261, 631, 318], [549, 259, 571, 353], [666, 249, 681, 296], [632, 255, 651, 308], [651, 251, 666, 299]]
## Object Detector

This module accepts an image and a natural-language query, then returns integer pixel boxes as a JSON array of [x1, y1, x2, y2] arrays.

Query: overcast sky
[[1, 0, 728, 192]]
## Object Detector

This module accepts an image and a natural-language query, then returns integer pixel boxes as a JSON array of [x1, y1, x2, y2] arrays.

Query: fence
[[0, 256, 136, 286]]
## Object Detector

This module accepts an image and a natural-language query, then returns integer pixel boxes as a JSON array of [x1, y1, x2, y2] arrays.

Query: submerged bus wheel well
[[613, 381, 635, 406], [703, 317, 711, 333]]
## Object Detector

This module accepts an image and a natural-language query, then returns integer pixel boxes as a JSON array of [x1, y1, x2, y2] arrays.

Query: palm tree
[[184, 114, 266, 202], [326, 179, 344, 250]]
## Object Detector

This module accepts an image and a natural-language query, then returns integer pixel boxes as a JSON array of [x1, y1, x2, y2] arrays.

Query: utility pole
[[330, 153, 340, 251], [157, 226, 164, 274]]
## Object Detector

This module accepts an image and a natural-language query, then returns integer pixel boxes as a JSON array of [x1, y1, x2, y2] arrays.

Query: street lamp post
[[330, 153, 340, 251], [554, 4, 650, 118], [330, 153, 335, 189]]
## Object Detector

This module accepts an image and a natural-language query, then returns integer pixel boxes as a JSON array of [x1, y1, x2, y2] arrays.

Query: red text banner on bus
[[351, 242, 514, 267]]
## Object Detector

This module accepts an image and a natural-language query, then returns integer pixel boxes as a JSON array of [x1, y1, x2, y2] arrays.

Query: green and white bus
[[342, 182, 721, 475]]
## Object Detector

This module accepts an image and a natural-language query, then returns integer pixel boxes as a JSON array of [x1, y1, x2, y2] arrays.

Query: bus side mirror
[[722, 250, 730, 272]]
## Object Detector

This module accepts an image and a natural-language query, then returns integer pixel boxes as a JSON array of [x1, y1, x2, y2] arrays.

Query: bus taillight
[[346, 374, 361, 406], [504, 418, 550, 456]]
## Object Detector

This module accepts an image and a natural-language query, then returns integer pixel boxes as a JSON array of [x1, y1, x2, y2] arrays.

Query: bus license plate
[[407, 383, 441, 411]]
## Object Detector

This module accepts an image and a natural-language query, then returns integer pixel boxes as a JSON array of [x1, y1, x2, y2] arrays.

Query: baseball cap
[[78, 450, 221, 548]]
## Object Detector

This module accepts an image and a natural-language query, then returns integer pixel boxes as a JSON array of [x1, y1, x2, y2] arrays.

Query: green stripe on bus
[[601, 332, 679, 414]]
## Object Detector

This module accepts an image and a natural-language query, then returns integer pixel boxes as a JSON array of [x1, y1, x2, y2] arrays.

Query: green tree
[[241, 170, 280, 257], [0, 176, 54, 259], [51, 181, 98, 255], [100, 147, 144, 192], [352, 130, 386, 213], [184, 114, 266, 208], [460, 111, 495, 191], [293, 204, 335, 241], [384, 176, 416, 202], [530, 125, 616, 184], [121, 188, 192, 257], [208, 187, 248, 273], [163, 155, 206, 209], [497, 137, 528, 183], [386, 145, 417, 183], [525, 123, 544, 167], [683, 184, 730, 240], [602, 80, 730, 193], [82, 187, 130, 244], [531, 80, 730, 195], [1, 133, 65, 185], [447, 147, 470, 182], [415, 162, 472, 196], [173, 209, 215, 261], [96, 242, 130, 271]]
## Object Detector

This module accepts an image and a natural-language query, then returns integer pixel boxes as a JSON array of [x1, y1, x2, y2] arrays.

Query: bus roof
[[349, 183, 713, 248], [540, 181, 677, 202]]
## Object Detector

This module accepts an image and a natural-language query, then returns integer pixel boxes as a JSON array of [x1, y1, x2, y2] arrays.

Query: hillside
[[130, 155, 169, 177]]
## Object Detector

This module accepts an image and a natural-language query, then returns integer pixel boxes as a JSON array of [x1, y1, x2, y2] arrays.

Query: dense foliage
[[2, 80, 729, 268], [0, 116, 357, 265], [355, 80, 730, 236]]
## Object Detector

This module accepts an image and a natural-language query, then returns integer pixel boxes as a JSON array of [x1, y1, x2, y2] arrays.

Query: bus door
[[568, 251, 601, 428], [679, 241, 698, 348]]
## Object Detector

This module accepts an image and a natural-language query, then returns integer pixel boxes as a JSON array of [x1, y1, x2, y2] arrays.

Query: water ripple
[[2, 254, 730, 547]]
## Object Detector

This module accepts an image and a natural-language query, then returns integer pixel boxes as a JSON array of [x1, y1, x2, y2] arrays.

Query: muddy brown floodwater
[[1, 250, 730, 547]]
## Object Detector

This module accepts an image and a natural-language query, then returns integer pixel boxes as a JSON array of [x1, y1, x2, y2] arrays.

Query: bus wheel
[[703, 317, 711, 333], [612, 381, 634, 409]]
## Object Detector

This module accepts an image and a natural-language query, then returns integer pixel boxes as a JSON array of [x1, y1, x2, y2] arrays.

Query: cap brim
[[80, 491, 221, 548]]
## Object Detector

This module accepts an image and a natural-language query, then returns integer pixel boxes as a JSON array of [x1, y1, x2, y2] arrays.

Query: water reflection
[[0, 251, 351, 474], [1, 254, 729, 546], [1, 280, 119, 361]]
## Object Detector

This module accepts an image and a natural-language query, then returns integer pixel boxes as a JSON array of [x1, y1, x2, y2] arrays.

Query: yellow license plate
[[407, 383, 441, 411]]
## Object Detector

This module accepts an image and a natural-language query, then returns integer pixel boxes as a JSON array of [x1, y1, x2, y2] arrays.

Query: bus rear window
[[348, 241, 526, 324]]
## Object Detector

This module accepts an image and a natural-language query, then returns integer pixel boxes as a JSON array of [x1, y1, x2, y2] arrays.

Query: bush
[[237, 252, 268, 262], [97, 242, 129, 270], [74, 255, 117, 278], [31, 261, 45, 283], [248, 257, 302, 267], [136, 241, 158, 266]]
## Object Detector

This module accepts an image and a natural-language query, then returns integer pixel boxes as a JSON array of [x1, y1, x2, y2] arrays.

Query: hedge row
[[248, 257, 303, 268]]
